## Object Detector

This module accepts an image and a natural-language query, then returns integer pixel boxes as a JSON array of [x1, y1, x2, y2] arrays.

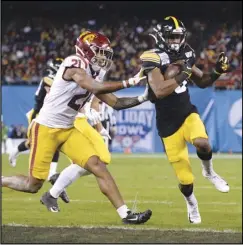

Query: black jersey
[[140, 44, 198, 137], [33, 68, 56, 119]]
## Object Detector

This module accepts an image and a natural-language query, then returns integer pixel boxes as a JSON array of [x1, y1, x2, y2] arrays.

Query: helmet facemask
[[164, 31, 186, 52], [90, 45, 113, 72]]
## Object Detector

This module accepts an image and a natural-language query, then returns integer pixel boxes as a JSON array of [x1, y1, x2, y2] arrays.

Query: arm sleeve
[[43, 76, 53, 86]]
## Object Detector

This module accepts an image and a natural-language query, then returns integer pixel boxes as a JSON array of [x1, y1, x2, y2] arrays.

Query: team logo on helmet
[[83, 34, 97, 44]]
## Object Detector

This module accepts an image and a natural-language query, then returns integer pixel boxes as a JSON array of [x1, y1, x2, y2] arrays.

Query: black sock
[[196, 150, 212, 161], [17, 141, 29, 152], [179, 183, 193, 197], [52, 151, 59, 162]]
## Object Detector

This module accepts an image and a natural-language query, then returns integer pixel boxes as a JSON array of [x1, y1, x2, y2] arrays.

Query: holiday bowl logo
[[228, 98, 242, 137], [112, 109, 155, 152]]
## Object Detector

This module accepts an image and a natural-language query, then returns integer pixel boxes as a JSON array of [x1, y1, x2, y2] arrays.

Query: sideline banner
[[112, 87, 156, 153], [214, 91, 242, 153], [2, 86, 242, 153]]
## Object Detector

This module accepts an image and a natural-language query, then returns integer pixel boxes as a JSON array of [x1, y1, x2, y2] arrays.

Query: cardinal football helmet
[[75, 31, 113, 71]]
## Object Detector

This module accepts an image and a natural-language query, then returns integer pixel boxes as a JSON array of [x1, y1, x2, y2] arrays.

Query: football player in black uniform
[[140, 16, 230, 224], [8, 58, 70, 203]]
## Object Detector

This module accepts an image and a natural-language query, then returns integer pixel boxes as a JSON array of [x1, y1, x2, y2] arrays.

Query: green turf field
[[1, 153, 242, 243]]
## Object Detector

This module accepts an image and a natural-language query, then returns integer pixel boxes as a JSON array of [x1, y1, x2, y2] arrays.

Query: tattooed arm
[[96, 86, 149, 110]]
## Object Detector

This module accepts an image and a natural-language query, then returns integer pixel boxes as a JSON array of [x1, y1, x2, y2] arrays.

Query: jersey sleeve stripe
[[29, 122, 39, 177], [141, 58, 160, 63], [43, 77, 53, 86], [140, 53, 160, 63]]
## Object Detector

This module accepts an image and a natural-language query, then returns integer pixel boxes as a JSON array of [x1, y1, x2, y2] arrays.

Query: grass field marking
[[111, 153, 242, 159], [2, 197, 239, 206], [81, 184, 242, 190], [5, 222, 241, 234], [155, 186, 242, 190]]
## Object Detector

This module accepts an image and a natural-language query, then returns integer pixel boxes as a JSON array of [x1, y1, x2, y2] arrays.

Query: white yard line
[[111, 153, 242, 159], [4, 222, 241, 234], [2, 198, 240, 206]]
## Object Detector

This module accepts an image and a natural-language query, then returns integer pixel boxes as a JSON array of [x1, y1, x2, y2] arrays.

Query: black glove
[[214, 52, 229, 74], [173, 59, 192, 85]]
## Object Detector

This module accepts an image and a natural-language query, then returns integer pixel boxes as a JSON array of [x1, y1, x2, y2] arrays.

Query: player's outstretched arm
[[96, 86, 149, 110], [64, 68, 146, 95], [190, 52, 230, 88]]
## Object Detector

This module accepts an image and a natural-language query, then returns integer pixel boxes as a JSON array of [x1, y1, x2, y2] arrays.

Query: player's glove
[[89, 108, 101, 125], [173, 59, 192, 85], [122, 75, 147, 88], [99, 127, 111, 139], [138, 84, 149, 103], [214, 52, 229, 74], [84, 102, 101, 126], [210, 52, 230, 82]]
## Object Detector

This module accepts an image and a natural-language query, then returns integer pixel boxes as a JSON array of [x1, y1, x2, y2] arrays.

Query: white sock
[[184, 193, 197, 206], [49, 163, 90, 198], [117, 205, 130, 219], [47, 162, 58, 180], [201, 159, 215, 176]]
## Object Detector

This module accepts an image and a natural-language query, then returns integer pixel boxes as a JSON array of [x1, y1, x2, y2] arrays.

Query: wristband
[[138, 95, 145, 103], [122, 80, 130, 88]]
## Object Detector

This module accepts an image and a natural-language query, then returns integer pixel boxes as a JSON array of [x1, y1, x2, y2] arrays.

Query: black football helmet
[[149, 16, 187, 53], [47, 57, 64, 72]]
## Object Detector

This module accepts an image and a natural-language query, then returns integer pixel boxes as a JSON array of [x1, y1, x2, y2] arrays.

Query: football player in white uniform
[[2, 31, 152, 224]]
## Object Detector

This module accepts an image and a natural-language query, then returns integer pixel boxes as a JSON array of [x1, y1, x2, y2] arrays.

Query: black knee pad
[[179, 183, 193, 197], [197, 150, 212, 161], [52, 151, 59, 162]]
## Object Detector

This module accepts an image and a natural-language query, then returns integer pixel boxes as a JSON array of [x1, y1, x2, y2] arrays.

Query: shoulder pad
[[63, 55, 88, 69], [140, 50, 161, 64]]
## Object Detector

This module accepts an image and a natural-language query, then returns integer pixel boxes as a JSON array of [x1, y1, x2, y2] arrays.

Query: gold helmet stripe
[[164, 16, 179, 29]]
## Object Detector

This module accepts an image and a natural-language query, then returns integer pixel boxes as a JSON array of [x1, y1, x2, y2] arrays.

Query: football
[[164, 64, 181, 79]]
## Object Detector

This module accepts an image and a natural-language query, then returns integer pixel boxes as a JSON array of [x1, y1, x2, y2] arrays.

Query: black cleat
[[49, 173, 70, 203], [122, 209, 152, 224], [40, 191, 60, 212]]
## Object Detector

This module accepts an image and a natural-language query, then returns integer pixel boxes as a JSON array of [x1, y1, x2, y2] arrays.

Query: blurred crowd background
[[2, 1, 242, 90], [1, 1, 242, 141]]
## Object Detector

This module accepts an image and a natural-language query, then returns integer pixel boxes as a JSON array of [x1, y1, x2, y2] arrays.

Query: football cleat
[[8, 147, 19, 167], [49, 173, 70, 203], [202, 171, 230, 193], [122, 209, 152, 224], [40, 191, 60, 212], [186, 202, 201, 224]]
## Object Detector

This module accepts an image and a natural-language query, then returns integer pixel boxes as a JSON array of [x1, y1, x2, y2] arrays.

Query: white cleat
[[203, 171, 230, 193], [186, 202, 201, 224], [8, 147, 19, 167]]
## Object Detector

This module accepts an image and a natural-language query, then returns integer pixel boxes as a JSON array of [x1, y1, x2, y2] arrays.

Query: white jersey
[[76, 70, 106, 119], [36, 55, 104, 128]]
